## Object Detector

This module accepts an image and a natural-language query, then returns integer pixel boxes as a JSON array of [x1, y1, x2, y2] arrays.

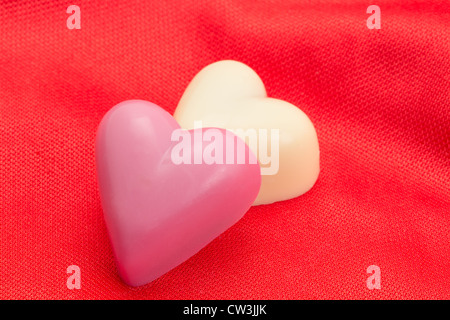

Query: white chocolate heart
[[174, 60, 320, 205]]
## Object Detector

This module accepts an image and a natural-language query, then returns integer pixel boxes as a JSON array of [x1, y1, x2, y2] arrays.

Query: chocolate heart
[[95, 100, 261, 286], [174, 60, 320, 205]]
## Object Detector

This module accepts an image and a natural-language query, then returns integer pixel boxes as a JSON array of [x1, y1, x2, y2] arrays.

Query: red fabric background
[[0, 0, 449, 299]]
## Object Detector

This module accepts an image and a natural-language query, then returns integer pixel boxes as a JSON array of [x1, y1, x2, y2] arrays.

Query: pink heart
[[95, 100, 261, 287]]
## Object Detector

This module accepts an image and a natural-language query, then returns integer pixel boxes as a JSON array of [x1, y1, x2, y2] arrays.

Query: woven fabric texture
[[0, 0, 449, 299]]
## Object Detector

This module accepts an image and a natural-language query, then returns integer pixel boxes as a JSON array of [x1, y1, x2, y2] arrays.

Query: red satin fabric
[[1, 0, 449, 299]]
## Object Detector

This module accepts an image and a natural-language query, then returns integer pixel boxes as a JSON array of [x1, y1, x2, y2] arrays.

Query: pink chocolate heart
[[95, 100, 261, 287]]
